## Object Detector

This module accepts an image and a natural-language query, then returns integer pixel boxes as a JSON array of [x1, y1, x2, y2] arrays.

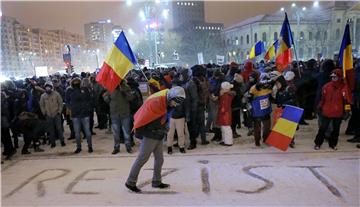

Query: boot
[[168, 147, 173, 155], [211, 128, 222, 142]]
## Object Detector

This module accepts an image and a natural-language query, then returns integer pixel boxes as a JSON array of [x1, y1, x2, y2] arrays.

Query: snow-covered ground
[[1, 119, 359, 206]]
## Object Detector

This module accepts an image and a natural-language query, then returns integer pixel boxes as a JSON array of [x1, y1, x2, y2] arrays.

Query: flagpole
[[136, 63, 149, 82], [292, 44, 302, 78]]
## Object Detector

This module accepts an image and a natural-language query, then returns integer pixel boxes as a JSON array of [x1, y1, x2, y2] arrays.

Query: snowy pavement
[[1, 119, 359, 206]]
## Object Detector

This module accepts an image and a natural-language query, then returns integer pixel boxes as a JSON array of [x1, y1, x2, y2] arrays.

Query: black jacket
[[135, 117, 167, 140], [69, 87, 92, 118]]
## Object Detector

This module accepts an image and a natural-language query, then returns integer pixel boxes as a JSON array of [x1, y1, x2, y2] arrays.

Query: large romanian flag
[[133, 89, 169, 130], [266, 105, 303, 151], [264, 40, 279, 62], [249, 41, 265, 59], [96, 31, 137, 93], [339, 22, 355, 91], [275, 12, 294, 72]]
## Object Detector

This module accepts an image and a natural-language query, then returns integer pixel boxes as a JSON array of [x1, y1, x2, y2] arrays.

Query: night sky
[[2, 1, 313, 35]]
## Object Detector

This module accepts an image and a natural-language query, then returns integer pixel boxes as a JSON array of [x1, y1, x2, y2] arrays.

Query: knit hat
[[44, 81, 53, 88], [167, 86, 186, 104], [221, 81, 233, 90], [284, 71, 295, 81], [259, 73, 270, 84]]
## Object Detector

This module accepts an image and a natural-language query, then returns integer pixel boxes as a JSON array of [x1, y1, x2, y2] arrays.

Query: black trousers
[[1, 127, 15, 155], [188, 105, 206, 146], [231, 109, 241, 132], [346, 105, 360, 136], [315, 117, 342, 147], [22, 120, 48, 152]]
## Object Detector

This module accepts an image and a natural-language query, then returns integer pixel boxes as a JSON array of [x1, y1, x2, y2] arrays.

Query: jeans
[[126, 137, 164, 186], [111, 116, 131, 149], [73, 117, 92, 149], [46, 114, 64, 145]]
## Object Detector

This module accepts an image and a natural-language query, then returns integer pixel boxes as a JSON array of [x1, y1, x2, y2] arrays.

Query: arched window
[[240, 36, 243, 45], [315, 31, 321, 40], [246, 34, 249, 44], [254, 33, 258, 43], [235, 37, 239, 45], [324, 31, 328, 40], [300, 31, 305, 40], [227, 39, 231, 46], [299, 48, 304, 59], [309, 32, 313, 41], [336, 29, 340, 40], [262, 32, 267, 42], [274, 32, 278, 41]]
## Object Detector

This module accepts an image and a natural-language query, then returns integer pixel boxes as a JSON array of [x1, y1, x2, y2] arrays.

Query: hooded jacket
[[319, 69, 351, 118]]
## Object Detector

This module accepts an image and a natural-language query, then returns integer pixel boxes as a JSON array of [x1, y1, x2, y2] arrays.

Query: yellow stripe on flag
[[147, 89, 169, 100], [272, 118, 298, 138], [249, 46, 255, 59], [343, 44, 353, 77], [104, 44, 134, 79]]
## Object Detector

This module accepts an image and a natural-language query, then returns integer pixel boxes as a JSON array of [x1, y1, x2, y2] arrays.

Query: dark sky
[[2, 1, 309, 35]]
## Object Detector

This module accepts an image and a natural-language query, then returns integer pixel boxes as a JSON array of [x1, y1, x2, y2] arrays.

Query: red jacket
[[319, 81, 350, 118], [216, 93, 234, 126]]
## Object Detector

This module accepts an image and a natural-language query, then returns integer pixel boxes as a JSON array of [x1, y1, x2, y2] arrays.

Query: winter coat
[[184, 80, 198, 112], [319, 80, 351, 118], [103, 82, 134, 119], [216, 92, 234, 126], [1, 92, 11, 128], [231, 81, 246, 110], [39, 91, 63, 118], [69, 87, 92, 118]]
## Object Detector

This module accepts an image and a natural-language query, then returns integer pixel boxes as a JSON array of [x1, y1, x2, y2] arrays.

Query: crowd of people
[[1, 58, 360, 161]]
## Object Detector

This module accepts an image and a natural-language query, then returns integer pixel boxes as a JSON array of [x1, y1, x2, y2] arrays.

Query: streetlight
[[302, 7, 306, 11], [126, 0, 132, 6], [291, 3, 296, 7], [313, 1, 319, 8], [280, 7, 285, 12]]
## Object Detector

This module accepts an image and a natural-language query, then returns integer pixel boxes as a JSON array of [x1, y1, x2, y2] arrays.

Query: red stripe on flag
[[265, 131, 293, 151], [275, 49, 292, 72], [96, 62, 121, 93], [345, 68, 355, 92]]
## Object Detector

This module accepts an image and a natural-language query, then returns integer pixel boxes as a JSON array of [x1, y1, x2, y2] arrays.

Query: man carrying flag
[[125, 87, 186, 193], [264, 40, 279, 62], [275, 12, 294, 72], [96, 31, 137, 93]]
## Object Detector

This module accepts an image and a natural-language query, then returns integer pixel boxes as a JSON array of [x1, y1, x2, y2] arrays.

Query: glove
[[343, 111, 351, 121]]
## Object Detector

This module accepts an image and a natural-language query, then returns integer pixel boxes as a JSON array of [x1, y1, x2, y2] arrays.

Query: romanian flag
[[133, 89, 169, 130], [96, 31, 137, 93], [249, 41, 265, 59], [264, 40, 279, 62], [339, 22, 355, 91], [275, 12, 294, 72], [266, 105, 303, 151]]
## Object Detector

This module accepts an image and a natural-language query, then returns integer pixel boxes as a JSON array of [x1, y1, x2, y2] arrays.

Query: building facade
[[1, 16, 107, 77], [223, 2, 360, 63]]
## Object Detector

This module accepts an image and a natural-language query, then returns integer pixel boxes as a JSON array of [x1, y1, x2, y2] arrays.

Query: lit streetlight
[[126, 0, 132, 6], [313, 1, 319, 8], [291, 3, 296, 7], [280, 7, 285, 12], [302, 7, 306, 11]]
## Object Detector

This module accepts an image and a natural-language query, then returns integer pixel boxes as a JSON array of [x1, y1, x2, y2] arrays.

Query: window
[[240, 36, 243, 45], [337, 18, 341, 23], [324, 31, 328, 40], [315, 31, 320, 40], [246, 34, 249, 44], [336, 29, 340, 40], [300, 31, 304, 40], [299, 48, 304, 59], [235, 37, 239, 45], [262, 32, 266, 42], [254, 33, 258, 43], [227, 39, 230, 46], [308, 47, 312, 57], [309, 32, 313, 40], [274, 32, 278, 41]]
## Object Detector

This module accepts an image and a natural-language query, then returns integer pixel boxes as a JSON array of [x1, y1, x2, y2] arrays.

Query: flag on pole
[[265, 105, 303, 151], [264, 40, 279, 62], [133, 89, 169, 130], [96, 31, 137, 93], [338, 22, 355, 91], [275, 12, 294, 72], [249, 41, 265, 59]]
